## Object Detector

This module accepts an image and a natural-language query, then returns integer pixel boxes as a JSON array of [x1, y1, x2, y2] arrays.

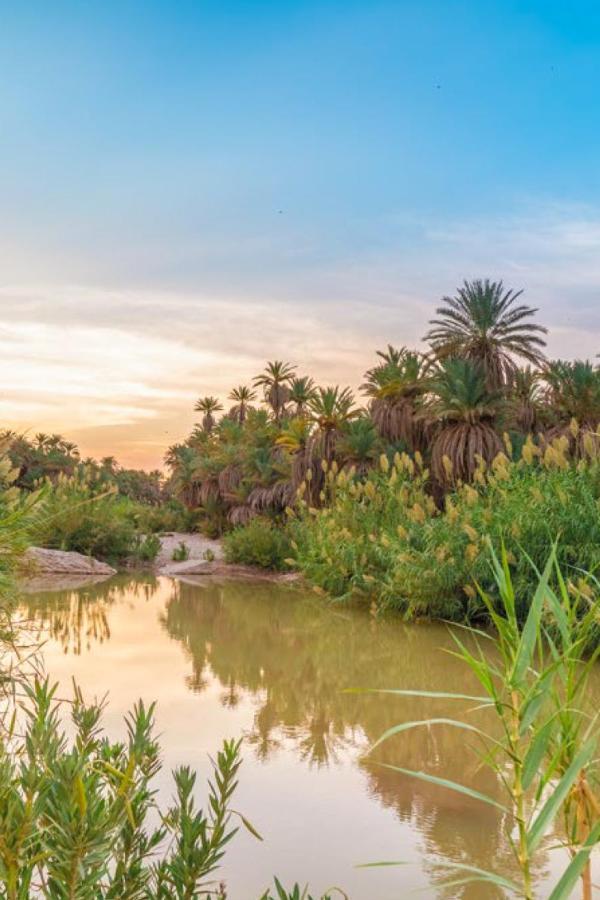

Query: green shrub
[[291, 443, 600, 622], [172, 540, 190, 562], [134, 498, 197, 534], [28, 469, 169, 564], [131, 533, 162, 563], [224, 518, 292, 570], [0, 679, 247, 897]]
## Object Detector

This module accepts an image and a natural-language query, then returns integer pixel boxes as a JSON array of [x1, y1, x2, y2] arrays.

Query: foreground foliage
[[365, 547, 600, 899], [0, 680, 245, 899]]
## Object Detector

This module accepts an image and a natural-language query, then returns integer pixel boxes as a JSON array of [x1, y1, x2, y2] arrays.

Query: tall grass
[[290, 436, 600, 623], [362, 546, 600, 899]]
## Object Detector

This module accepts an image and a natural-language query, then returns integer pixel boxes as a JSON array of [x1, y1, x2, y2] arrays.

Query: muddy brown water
[[19, 575, 594, 898]]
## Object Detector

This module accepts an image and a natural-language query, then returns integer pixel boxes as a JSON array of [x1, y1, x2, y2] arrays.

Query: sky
[[2, 1, 600, 468]]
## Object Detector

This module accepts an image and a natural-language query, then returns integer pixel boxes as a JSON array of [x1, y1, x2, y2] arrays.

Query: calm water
[[18, 574, 588, 899]]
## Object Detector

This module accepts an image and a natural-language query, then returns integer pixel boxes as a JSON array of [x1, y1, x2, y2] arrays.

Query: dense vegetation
[[0, 433, 193, 564], [164, 278, 600, 619], [291, 435, 600, 620]]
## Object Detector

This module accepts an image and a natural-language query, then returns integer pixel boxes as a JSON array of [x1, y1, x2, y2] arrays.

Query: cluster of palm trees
[[165, 279, 600, 529], [1, 432, 166, 504]]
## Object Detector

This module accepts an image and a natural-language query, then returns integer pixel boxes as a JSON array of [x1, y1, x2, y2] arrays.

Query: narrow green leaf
[[368, 718, 489, 754], [344, 689, 490, 702], [236, 812, 263, 841], [522, 718, 555, 791], [378, 763, 508, 812], [528, 737, 596, 852], [355, 861, 408, 868], [548, 820, 600, 900], [512, 551, 555, 684], [438, 861, 520, 891]]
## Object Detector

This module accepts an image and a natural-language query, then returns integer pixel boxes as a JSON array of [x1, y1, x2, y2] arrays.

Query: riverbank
[[20, 534, 299, 586]]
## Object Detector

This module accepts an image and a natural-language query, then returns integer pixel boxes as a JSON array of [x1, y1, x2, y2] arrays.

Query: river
[[18, 574, 587, 898]]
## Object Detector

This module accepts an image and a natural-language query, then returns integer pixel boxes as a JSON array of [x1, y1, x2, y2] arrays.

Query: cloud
[[2, 201, 600, 467]]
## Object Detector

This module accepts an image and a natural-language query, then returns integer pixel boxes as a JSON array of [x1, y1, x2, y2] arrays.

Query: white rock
[[23, 547, 116, 576]]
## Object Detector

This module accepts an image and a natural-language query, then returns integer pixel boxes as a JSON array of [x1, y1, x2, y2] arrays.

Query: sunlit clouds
[[3, 203, 600, 468]]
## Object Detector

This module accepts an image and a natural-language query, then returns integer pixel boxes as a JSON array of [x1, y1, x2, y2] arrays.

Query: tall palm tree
[[288, 376, 317, 417], [253, 360, 296, 423], [362, 348, 428, 451], [424, 279, 547, 390], [307, 386, 359, 466], [228, 385, 256, 425], [194, 396, 223, 433], [426, 359, 504, 486]]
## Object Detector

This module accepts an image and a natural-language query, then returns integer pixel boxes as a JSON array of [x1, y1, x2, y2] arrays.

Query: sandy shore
[[153, 532, 224, 570]]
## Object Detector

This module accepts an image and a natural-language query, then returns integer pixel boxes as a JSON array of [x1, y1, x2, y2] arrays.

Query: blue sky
[[2, 1, 600, 465]]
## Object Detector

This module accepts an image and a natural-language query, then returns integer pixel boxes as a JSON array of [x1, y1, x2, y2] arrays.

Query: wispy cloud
[[2, 202, 600, 466]]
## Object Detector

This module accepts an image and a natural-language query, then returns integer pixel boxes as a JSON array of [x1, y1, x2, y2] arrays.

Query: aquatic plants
[[364, 547, 600, 898]]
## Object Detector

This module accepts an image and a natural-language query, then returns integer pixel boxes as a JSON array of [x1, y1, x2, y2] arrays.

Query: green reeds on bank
[[361, 544, 600, 899]]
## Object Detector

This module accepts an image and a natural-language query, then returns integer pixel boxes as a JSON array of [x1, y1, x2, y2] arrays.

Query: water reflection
[[23, 577, 158, 655], [21, 575, 557, 898]]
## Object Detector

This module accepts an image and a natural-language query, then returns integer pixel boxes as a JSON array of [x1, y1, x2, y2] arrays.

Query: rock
[[159, 559, 301, 583], [22, 547, 117, 576]]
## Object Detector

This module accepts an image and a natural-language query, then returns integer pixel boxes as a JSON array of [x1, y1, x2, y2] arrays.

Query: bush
[[291, 440, 600, 622], [131, 533, 162, 563], [172, 540, 190, 562], [0, 680, 246, 897], [223, 517, 293, 570], [134, 498, 198, 534], [30, 472, 139, 563]]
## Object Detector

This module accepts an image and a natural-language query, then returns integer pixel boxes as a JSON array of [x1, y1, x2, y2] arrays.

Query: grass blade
[[378, 763, 508, 812], [528, 737, 596, 852], [368, 718, 489, 754], [548, 820, 600, 900]]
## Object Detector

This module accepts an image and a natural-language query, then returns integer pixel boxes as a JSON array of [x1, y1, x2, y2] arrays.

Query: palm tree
[[426, 359, 504, 486], [253, 360, 296, 423], [307, 386, 359, 466], [543, 360, 600, 426], [424, 279, 547, 390], [542, 360, 600, 453], [362, 348, 428, 451], [276, 416, 315, 491], [338, 417, 379, 475], [165, 444, 202, 508], [510, 367, 543, 433], [228, 385, 256, 425], [288, 376, 317, 417], [194, 396, 224, 433], [375, 344, 406, 366]]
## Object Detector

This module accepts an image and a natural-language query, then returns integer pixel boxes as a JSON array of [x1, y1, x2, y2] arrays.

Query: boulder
[[159, 559, 300, 583], [22, 547, 116, 576]]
